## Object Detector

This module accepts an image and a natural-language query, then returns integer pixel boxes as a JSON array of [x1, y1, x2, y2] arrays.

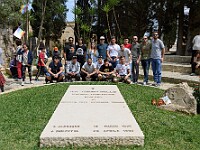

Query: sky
[[66, 0, 75, 22]]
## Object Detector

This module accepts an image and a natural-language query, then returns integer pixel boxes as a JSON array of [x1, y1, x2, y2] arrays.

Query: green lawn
[[0, 82, 200, 150]]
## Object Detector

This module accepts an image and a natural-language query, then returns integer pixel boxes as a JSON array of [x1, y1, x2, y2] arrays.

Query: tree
[[31, 0, 67, 48]]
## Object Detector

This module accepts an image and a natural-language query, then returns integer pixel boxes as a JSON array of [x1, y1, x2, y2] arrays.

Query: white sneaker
[[143, 82, 147, 86], [21, 81, 24, 86], [190, 73, 196, 76], [152, 82, 157, 86], [30, 81, 33, 84]]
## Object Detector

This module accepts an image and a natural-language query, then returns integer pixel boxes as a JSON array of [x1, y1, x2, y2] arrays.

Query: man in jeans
[[130, 36, 141, 83], [65, 56, 81, 82], [107, 36, 120, 68], [151, 32, 165, 86]]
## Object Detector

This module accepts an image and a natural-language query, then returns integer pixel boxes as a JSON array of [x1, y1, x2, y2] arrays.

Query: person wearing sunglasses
[[140, 36, 151, 85], [130, 36, 141, 83], [151, 32, 165, 86]]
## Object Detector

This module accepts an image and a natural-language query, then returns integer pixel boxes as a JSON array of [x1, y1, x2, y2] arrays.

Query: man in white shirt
[[115, 56, 131, 84], [118, 44, 131, 65], [107, 36, 120, 68]]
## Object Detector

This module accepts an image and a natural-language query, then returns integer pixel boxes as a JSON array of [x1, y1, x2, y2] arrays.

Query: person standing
[[107, 36, 120, 68], [76, 38, 87, 68], [21, 43, 33, 86], [35, 47, 47, 81], [97, 36, 108, 60], [63, 37, 76, 64], [87, 42, 99, 63], [123, 38, 132, 49], [65, 56, 81, 82], [16, 39, 23, 80], [151, 32, 165, 86], [140, 36, 152, 85], [191, 32, 200, 76], [52, 47, 61, 60], [130, 36, 141, 83], [118, 44, 131, 65], [81, 58, 97, 81], [0, 47, 5, 92]]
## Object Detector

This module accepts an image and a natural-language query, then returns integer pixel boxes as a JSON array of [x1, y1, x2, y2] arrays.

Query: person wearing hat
[[45, 55, 64, 83], [9, 53, 18, 80], [52, 46, 61, 60], [97, 36, 108, 60], [65, 55, 81, 82]]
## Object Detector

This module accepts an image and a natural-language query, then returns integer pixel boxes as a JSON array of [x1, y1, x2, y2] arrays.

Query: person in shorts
[[81, 58, 97, 81]]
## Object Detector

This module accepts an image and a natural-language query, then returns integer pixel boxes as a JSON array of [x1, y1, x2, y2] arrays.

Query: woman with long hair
[[87, 42, 99, 63]]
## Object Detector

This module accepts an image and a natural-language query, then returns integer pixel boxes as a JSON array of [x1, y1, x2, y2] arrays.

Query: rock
[[159, 82, 197, 115]]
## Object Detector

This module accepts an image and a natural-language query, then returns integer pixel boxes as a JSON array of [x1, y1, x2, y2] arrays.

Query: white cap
[[100, 36, 105, 40]]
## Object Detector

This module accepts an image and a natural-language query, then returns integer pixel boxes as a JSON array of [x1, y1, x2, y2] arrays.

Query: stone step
[[164, 55, 191, 63], [139, 69, 199, 85], [139, 62, 192, 74]]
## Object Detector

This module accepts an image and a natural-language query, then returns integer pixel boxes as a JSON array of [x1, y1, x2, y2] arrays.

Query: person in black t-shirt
[[46, 56, 64, 83], [75, 38, 87, 68], [98, 59, 115, 81], [63, 37, 76, 64]]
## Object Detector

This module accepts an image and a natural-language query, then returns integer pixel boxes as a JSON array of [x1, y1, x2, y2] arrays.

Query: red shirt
[[38, 52, 45, 66], [124, 43, 132, 49]]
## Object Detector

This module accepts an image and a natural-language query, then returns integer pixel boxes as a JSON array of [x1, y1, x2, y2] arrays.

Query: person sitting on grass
[[98, 59, 115, 81], [45, 56, 64, 83], [191, 50, 200, 75], [81, 58, 97, 81], [114, 56, 131, 84], [65, 55, 81, 82]]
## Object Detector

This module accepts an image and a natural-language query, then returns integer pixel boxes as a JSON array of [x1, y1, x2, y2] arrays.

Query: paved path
[[0, 75, 176, 95]]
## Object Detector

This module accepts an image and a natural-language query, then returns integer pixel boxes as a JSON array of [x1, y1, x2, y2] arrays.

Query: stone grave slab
[[40, 85, 144, 147]]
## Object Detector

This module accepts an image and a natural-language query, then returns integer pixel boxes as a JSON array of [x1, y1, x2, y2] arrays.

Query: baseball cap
[[72, 55, 77, 59], [54, 47, 58, 51], [100, 36, 105, 40]]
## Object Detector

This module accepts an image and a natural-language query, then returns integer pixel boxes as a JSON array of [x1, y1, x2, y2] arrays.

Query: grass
[[0, 82, 200, 150]]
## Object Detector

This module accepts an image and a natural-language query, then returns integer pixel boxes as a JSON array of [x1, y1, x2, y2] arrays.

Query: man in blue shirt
[[97, 36, 108, 60], [151, 32, 165, 86]]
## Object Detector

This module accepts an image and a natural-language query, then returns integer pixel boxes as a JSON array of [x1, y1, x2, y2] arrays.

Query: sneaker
[[157, 83, 161, 87], [21, 81, 24, 86], [30, 81, 33, 84], [143, 82, 147, 86], [190, 73, 196, 76], [152, 82, 157, 86]]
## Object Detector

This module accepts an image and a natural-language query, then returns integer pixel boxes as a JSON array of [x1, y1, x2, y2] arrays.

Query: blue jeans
[[131, 60, 139, 82], [151, 59, 162, 84], [141, 59, 150, 83], [110, 56, 118, 68]]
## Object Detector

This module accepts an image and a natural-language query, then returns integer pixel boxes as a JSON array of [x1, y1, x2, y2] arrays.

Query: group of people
[[1, 31, 165, 92]]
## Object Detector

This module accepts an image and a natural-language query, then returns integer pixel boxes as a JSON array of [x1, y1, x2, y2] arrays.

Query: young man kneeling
[[46, 56, 64, 83], [98, 59, 115, 81], [115, 56, 132, 84]]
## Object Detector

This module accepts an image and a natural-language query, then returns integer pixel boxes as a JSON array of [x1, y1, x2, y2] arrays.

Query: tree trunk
[[34, 0, 47, 52], [113, 8, 121, 38], [177, 1, 184, 55], [106, 13, 112, 40]]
